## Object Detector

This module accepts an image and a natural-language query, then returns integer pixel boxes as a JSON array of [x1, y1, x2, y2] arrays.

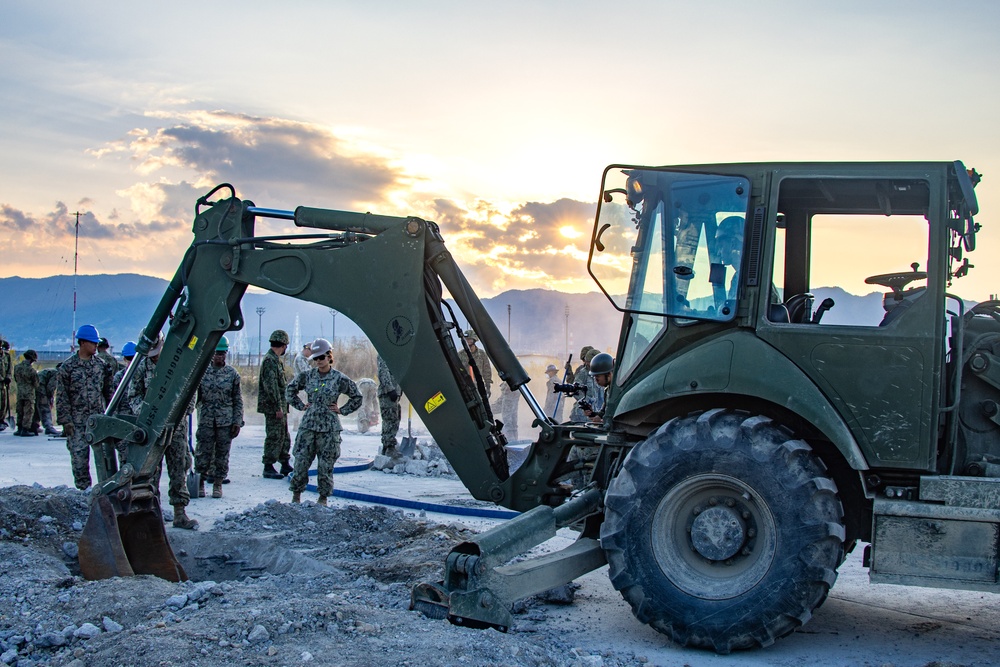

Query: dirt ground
[[1, 420, 998, 667]]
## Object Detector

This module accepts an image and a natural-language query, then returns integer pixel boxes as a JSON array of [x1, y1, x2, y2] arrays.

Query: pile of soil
[[0, 486, 643, 666]]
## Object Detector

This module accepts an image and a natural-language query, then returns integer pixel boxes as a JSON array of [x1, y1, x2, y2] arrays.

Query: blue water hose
[[300, 459, 519, 520]]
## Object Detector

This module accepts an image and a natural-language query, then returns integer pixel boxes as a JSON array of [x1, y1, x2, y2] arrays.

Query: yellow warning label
[[424, 391, 446, 414], [187, 336, 198, 350]]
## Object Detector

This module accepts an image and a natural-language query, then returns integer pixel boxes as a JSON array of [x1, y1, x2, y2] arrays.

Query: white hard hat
[[309, 338, 332, 359]]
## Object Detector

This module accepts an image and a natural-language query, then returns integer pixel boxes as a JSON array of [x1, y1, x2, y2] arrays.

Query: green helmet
[[215, 336, 229, 352], [269, 329, 290, 345], [589, 352, 614, 375]]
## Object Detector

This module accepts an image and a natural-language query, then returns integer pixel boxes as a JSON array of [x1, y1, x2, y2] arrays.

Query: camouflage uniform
[[355, 378, 379, 434], [0, 345, 12, 429], [491, 382, 520, 442], [127, 356, 194, 508], [32, 367, 59, 434], [258, 348, 291, 469], [377, 356, 401, 454], [57, 353, 114, 489], [459, 345, 492, 399], [13, 359, 38, 433], [285, 367, 361, 497], [195, 363, 243, 482], [97, 350, 119, 375], [569, 355, 593, 422]]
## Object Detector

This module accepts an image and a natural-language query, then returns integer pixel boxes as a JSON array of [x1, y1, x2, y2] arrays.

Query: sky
[[2, 1, 1000, 299]]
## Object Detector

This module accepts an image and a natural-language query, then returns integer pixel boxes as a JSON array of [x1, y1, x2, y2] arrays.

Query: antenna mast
[[71, 211, 81, 352]]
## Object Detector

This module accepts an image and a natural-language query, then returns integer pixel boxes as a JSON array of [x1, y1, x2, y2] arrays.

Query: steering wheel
[[783, 293, 814, 324], [864, 266, 927, 298]]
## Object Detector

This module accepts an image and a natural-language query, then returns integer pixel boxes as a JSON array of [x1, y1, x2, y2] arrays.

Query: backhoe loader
[[78, 161, 1000, 653]]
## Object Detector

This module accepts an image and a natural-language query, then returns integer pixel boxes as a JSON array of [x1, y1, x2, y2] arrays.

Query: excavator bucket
[[78, 493, 188, 582]]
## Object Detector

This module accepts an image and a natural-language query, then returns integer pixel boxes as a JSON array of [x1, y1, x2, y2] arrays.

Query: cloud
[[423, 197, 598, 293], [5, 108, 605, 295], [92, 110, 408, 213]]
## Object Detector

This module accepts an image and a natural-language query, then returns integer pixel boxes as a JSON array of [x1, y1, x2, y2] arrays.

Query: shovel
[[399, 402, 417, 457]]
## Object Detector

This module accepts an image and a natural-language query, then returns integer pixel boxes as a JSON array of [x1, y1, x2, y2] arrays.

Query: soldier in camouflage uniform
[[13, 350, 39, 436], [458, 329, 492, 399], [569, 346, 596, 422], [285, 338, 361, 505], [97, 338, 120, 374], [111, 341, 137, 412], [57, 325, 114, 490], [194, 337, 243, 499], [0, 338, 12, 431], [376, 355, 401, 455], [258, 329, 293, 479], [32, 362, 61, 436], [126, 336, 198, 529], [491, 381, 520, 442]]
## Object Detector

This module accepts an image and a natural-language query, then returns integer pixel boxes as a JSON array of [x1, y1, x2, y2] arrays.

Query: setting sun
[[559, 225, 582, 239]]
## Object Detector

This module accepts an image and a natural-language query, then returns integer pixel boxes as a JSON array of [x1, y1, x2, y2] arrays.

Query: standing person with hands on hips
[[285, 338, 361, 506]]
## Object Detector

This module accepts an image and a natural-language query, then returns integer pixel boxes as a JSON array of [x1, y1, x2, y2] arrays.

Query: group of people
[[457, 330, 615, 435], [0, 339, 61, 437], [5, 321, 617, 516]]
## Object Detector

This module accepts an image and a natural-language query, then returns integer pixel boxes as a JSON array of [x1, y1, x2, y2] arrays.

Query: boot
[[171, 505, 199, 530], [13, 429, 23, 437], [263, 464, 282, 479], [317, 495, 328, 506], [291, 491, 301, 503], [279, 460, 294, 477], [44, 426, 60, 436], [198, 478, 206, 498], [212, 482, 223, 499]]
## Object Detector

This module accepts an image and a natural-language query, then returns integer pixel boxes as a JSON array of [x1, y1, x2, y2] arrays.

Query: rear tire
[[601, 409, 844, 653]]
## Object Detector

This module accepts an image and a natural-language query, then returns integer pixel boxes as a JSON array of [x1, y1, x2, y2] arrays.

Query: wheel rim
[[651, 473, 777, 600]]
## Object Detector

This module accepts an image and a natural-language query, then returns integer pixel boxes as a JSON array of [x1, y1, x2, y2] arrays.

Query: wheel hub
[[690, 505, 744, 561]]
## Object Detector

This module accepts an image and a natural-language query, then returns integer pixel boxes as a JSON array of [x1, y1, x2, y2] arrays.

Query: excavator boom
[[79, 185, 600, 587]]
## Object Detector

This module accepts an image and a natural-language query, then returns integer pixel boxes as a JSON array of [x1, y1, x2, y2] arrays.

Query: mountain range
[[0, 274, 894, 359]]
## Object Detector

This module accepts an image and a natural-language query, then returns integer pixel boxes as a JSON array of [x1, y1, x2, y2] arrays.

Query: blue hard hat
[[122, 341, 137, 358], [77, 324, 101, 344]]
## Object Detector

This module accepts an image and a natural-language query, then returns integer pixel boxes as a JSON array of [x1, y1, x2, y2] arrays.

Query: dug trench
[[0, 485, 642, 666]]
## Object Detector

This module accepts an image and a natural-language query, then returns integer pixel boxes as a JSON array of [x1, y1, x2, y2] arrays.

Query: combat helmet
[[269, 329, 290, 346]]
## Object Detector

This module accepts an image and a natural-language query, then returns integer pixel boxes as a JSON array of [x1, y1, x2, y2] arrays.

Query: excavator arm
[[79, 185, 605, 596]]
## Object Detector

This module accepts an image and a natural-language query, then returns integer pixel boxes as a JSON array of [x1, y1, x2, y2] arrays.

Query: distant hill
[[0, 274, 926, 361], [0, 274, 623, 360]]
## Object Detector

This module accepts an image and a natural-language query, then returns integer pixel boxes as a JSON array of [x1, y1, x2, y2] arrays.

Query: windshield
[[589, 166, 752, 321]]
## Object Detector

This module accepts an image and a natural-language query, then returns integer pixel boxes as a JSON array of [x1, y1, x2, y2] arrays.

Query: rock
[[267, 646, 279, 656], [38, 515, 55, 524], [71, 521, 83, 531], [0, 649, 16, 665], [73, 624, 100, 640], [62, 542, 79, 559], [301, 651, 314, 662], [35, 631, 67, 647], [404, 460, 429, 476], [539, 583, 577, 605], [247, 625, 269, 644], [102, 617, 123, 633], [165, 594, 188, 609]]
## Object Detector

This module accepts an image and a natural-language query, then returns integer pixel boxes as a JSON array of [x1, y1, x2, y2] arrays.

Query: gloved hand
[[62, 423, 74, 438], [230, 423, 241, 438], [387, 390, 399, 402]]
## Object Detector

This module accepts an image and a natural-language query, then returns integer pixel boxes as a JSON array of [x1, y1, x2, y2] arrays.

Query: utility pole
[[507, 304, 511, 342], [564, 305, 570, 358], [256, 306, 266, 367], [71, 211, 82, 352], [329, 309, 337, 346]]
